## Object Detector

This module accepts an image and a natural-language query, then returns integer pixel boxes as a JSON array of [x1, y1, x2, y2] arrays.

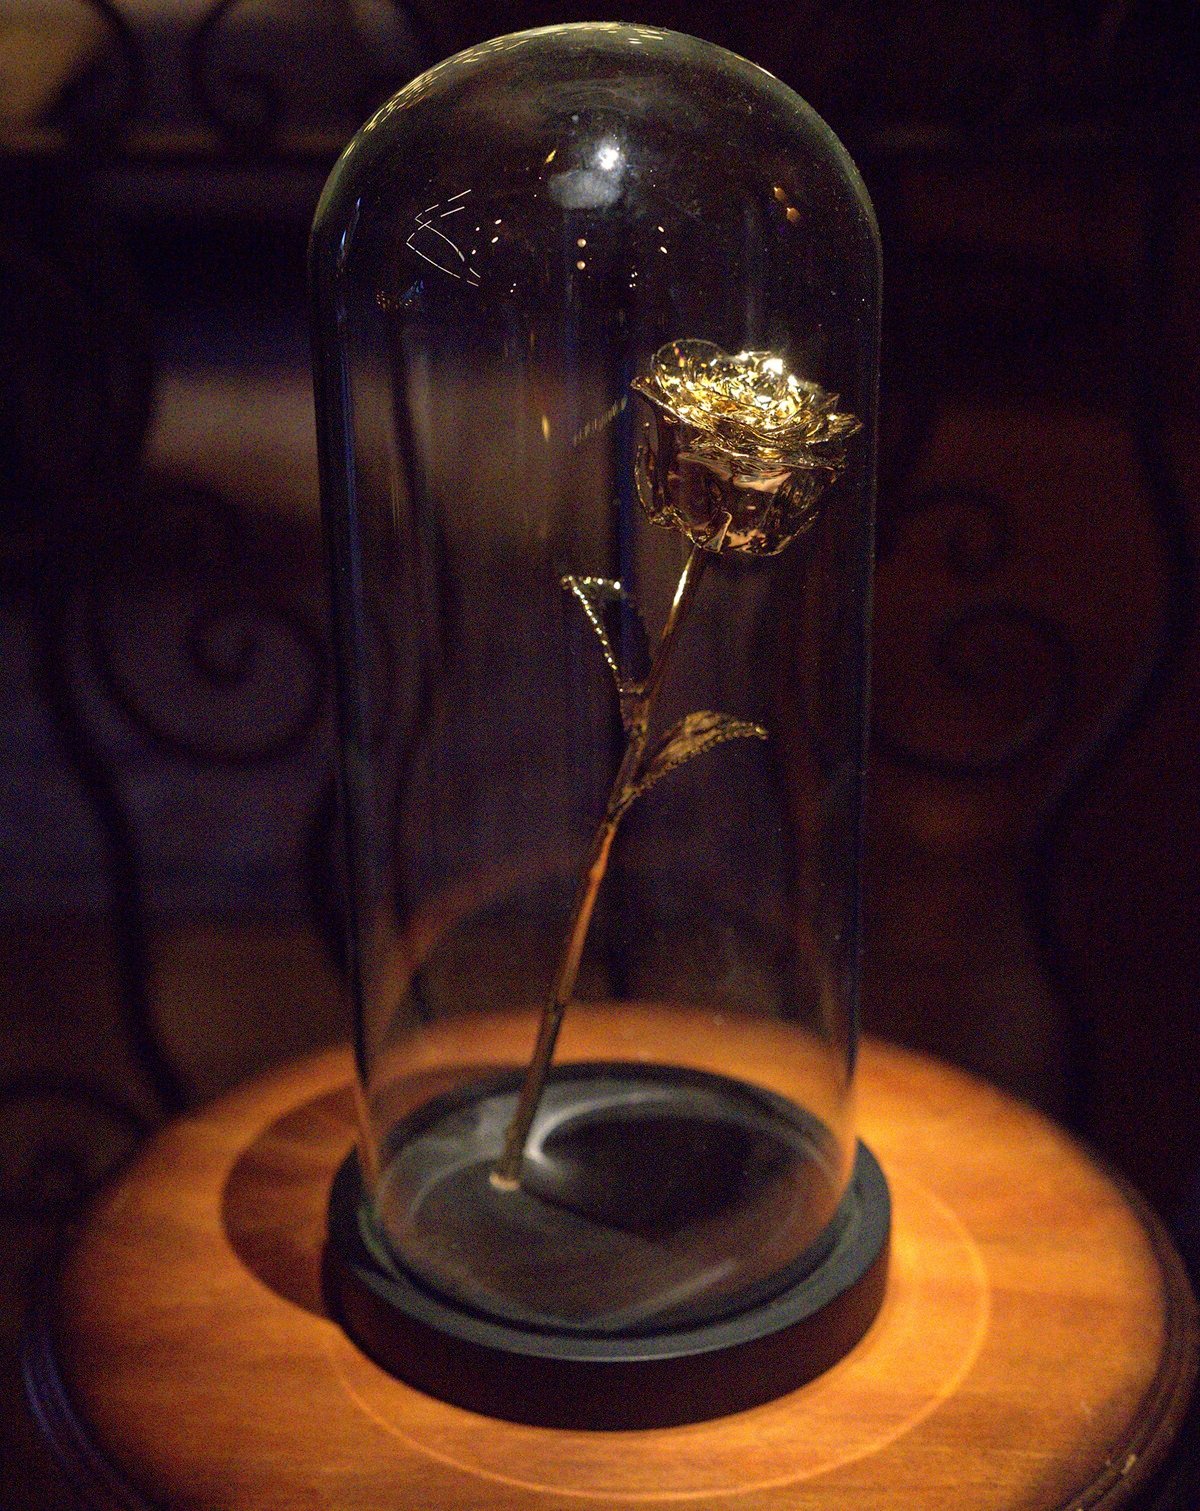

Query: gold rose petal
[[631, 339, 861, 555], [632, 339, 859, 468]]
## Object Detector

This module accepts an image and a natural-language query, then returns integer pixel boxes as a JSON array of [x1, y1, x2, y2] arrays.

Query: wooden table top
[[25, 1038, 1198, 1510]]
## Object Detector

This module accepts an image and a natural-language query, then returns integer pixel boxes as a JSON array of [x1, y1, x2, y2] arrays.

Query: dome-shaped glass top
[[312, 23, 885, 1424]]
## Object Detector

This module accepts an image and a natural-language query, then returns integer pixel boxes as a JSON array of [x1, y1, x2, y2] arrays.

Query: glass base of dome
[[326, 1065, 890, 1428]]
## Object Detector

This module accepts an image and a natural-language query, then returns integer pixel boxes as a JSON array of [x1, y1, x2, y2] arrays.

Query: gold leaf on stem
[[621, 709, 767, 810]]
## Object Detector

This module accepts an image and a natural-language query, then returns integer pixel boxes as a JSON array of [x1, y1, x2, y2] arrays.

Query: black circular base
[[368, 1064, 855, 1336], [325, 1111, 890, 1429]]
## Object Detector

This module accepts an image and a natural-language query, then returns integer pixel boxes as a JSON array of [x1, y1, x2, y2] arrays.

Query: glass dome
[[312, 22, 886, 1425]]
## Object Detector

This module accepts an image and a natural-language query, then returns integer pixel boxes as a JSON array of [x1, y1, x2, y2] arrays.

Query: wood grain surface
[[25, 1037, 1198, 1510]]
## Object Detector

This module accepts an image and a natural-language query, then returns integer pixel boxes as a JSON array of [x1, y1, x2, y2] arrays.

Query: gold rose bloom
[[631, 340, 861, 556]]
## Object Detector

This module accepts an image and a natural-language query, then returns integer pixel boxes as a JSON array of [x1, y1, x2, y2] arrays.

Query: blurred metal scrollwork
[[188, 0, 427, 146], [1028, 172, 1197, 1132], [49, 0, 143, 144], [867, 148, 1193, 796], [866, 167, 1083, 782], [0, 1078, 147, 1228], [19, 482, 335, 1124], [86, 491, 330, 768], [872, 485, 1077, 778]]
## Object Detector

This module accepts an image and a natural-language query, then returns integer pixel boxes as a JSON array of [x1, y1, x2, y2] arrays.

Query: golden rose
[[631, 340, 860, 556]]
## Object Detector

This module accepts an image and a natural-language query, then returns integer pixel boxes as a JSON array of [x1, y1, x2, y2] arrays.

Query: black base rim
[[325, 1124, 891, 1429]]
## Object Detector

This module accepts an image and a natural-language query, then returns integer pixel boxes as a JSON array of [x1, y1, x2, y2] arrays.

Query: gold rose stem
[[491, 543, 709, 1189]]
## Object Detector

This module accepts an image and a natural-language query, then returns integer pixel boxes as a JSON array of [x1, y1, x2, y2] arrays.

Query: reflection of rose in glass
[[632, 340, 861, 556]]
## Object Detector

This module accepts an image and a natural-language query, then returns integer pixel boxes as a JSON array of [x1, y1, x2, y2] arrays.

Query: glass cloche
[[311, 21, 887, 1427]]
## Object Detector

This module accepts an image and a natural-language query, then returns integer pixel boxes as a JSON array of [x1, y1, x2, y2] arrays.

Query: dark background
[[1, 2, 1198, 1504]]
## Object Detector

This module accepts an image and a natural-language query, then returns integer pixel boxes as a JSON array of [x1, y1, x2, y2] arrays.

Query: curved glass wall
[[312, 22, 879, 1340]]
